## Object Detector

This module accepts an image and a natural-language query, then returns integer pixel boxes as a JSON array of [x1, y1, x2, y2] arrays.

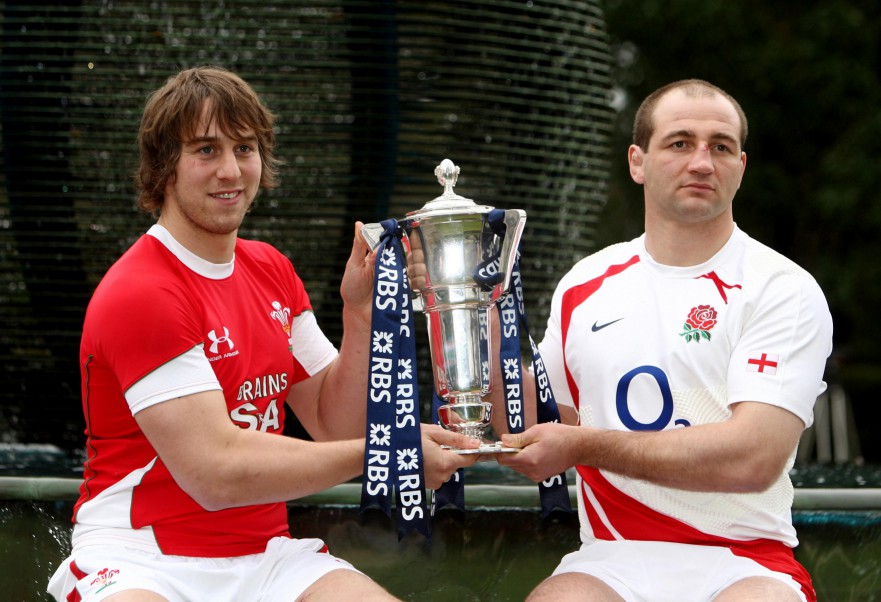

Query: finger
[[495, 453, 516, 466], [500, 433, 525, 448], [426, 460, 465, 490], [436, 430, 481, 450], [422, 424, 479, 449], [451, 452, 479, 469], [475, 452, 508, 463], [348, 221, 370, 264]]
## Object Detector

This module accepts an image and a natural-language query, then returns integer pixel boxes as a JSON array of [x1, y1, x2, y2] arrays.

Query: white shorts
[[552, 540, 808, 602], [47, 536, 361, 602]]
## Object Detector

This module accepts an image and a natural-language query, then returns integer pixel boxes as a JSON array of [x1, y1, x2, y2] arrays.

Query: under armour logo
[[207, 327, 235, 354]]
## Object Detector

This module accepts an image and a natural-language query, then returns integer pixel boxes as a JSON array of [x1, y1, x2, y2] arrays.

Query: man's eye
[[198, 146, 214, 155], [714, 144, 730, 153], [236, 144, 253, 153], [671, 141, 686, 149]]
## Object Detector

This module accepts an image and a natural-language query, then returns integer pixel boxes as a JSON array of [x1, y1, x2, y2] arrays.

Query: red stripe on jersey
[[577, 465, 815, 601], [698, 270, 741, 304], [560, 255, 640, 411], [730, 542, 816, 602], [578, 479, 617, 541]]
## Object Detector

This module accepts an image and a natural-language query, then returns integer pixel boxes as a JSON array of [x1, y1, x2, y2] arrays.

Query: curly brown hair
[[134, 66, 281, 216]]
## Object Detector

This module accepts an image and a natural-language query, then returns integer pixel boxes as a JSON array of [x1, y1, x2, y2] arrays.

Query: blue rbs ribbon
[[360, 219, 431, 540], [489, 209, 572, 517], [361, 211, 570, 535]]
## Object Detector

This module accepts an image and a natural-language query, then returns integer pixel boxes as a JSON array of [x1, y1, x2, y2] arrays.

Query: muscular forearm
[[184, 424, 479, 509], [184, 431, 365, 510], [142, 390, 481, 510], [502, 402, 802, 493], [575, 424, 779, 492], [136, 391, 364, 510]]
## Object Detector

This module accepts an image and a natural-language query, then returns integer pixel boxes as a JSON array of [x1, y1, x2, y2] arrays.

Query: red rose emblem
[[686, 305, 717, 331], [680, 305, 717, 343]]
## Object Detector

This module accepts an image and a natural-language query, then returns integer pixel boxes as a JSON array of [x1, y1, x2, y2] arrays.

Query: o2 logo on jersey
[[616, 366, 691, 430]]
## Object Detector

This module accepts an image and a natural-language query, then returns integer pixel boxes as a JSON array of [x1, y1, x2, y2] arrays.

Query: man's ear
[[628, 145, 645, 184]]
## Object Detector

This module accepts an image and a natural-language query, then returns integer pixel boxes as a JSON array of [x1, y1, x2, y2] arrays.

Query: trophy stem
[[437, 394, 518, 456], [437, 393, 493, 442]]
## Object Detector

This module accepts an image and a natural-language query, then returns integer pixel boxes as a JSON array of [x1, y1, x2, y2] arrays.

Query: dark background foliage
[[599, 0, 881, 461]]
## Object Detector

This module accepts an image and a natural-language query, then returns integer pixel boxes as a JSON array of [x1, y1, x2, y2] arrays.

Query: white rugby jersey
[[539, 225, 832, 548]]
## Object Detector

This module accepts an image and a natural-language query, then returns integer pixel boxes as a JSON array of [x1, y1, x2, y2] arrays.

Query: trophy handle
[[498, 209, 527, 294], [359, 222, 425, 312], [359, 222, 385, 250]]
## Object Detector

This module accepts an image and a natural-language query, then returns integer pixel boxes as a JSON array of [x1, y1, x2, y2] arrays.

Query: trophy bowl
[[363, 159, 525, 453]]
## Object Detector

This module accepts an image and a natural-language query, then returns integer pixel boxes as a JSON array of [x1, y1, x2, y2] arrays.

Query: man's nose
[[217, 151, 242, 179], [688, 144, 714, 172]]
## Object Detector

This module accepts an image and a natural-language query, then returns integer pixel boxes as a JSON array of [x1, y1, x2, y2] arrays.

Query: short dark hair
[[135, 66, 281, 216], [632, 79, 748, 151]]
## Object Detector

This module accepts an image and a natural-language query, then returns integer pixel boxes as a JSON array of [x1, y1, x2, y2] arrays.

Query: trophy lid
[[405, 159, 493, 219]]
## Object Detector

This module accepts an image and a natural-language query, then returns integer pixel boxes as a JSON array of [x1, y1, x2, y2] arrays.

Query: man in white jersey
[[47, 66, 478, 602], [494, 79, 832, 602]]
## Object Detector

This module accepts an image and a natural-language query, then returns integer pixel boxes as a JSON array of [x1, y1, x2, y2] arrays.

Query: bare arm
[[498, 401, 804, 493], [136, 390, 364, 510], [136, 390, 479, 510]]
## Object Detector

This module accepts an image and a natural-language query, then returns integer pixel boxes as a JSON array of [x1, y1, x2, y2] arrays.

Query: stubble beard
[[178, 190, 254, 236]]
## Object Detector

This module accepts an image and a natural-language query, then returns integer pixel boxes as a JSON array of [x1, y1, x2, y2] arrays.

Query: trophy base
[[442, 441, 519, 458], [437, 399, 517, 458]]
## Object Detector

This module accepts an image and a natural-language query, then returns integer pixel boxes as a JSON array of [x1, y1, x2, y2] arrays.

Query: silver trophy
[[363, 159, 526, 453]]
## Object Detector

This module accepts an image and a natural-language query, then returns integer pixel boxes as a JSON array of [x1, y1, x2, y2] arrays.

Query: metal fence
[[0, 0, 614, 452]]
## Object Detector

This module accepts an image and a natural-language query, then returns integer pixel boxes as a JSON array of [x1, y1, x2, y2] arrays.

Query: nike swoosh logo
[[591, 318, 623, 332]]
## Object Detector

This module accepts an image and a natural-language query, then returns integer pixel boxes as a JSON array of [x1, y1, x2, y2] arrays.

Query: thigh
[[527, 572, 626, 602], [713, 576, 804, 602], [256, 537, 394, 602], [296, 569, 398, 602]]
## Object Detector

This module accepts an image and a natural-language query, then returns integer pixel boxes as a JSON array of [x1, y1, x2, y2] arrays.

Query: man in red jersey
[[48, 66, 477, 602], [493, 80, 832, 601]]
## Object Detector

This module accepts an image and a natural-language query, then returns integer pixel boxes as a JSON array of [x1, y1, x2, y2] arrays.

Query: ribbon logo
[[360, 219, 430, 539]]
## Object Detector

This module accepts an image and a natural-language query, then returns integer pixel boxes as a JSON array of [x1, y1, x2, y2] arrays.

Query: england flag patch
[[747, 352, 779, 375]]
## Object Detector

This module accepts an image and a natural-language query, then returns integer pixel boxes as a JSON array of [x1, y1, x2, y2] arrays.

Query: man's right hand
[[420, 424, 480, 490], [496, 422, 580, 483]]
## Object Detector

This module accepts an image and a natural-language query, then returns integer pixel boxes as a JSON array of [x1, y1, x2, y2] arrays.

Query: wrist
[[342, 298, 372, 327]]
